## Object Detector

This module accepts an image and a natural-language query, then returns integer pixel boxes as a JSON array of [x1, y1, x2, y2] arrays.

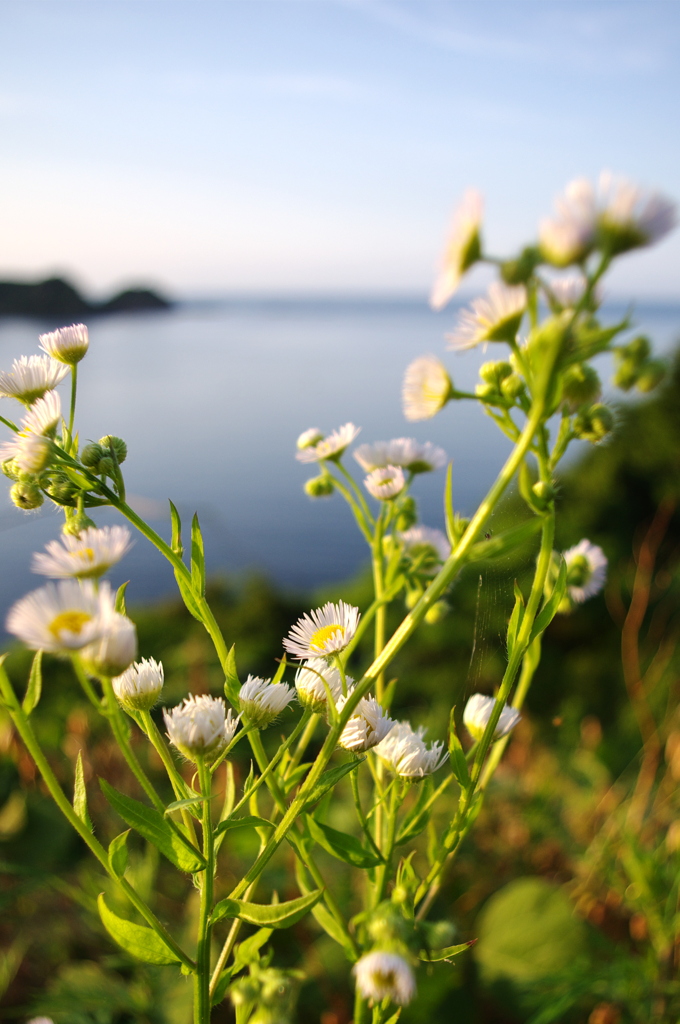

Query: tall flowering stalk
[[0, 171, 674, 1023]]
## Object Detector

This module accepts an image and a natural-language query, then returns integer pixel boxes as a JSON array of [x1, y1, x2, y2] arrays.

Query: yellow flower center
[[49, 610, 92, 638], [75, 548, 96, 562], [309, 623, 344, 651]]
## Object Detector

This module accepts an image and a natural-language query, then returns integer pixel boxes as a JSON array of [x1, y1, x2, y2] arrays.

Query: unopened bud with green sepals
[[573, 404, 614, 443], [10, 481, 43, 510]]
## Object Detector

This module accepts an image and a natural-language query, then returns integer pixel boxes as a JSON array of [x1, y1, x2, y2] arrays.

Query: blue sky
[[0, 0, 678, 297]]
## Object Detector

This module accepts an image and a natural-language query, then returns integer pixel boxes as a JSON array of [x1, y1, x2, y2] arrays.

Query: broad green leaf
[[97, 893, 180, 965], [468, 517, 542, 562], [300, 759, 364, 811], [100, 779, 205, 872], [283, 762, 311, 795], [310, 901, 357, 960], [306, 815, 382, 868], [108, 830, 130, 877], [419, 939, 476, 962], [507, 581, 525, 658], [529, 557, 567, 643], [114, 581, 129, 616], [224, 644, 240, 707], [214, 815, 275, 837], [444, 462, 456, 547], [447, 708, 470, 791], [169, 500, 183, 557], [191, 513, 206, 596], [211, 889, 322, 928], [22, 651, 43, 715], [74, 751, 93, 831]]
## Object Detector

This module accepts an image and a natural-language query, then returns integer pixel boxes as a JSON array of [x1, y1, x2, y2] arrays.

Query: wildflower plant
[[0, 172, 675, 1024]]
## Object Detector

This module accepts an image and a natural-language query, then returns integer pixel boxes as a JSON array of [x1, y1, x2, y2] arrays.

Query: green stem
[[0, 666, 194, 971], [372, 507, 387, 703], [354, 987, 369, 1024], [328, 470, 374, 544], [138, 710, 198, 842], [68, 364, 78, 444], [195, 758, 215, 1024]]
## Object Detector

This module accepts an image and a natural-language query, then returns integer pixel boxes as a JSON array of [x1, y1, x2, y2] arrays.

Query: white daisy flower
[[0, 354, 68, 405], [430, 188, 484, 311], [1, 432, 52, 474], [81, 608, 137, 678], [563, 539, 608, 603], [596, 170, 676, 253], [374, 720, 448, 778], [238, 674, 296, 728], [113, 657, 164, 712], [399, 526, 451, 573], [463, 693, 521, 742], [337, 689, 393, 752], [548, 274, 589, 309], [364, 466, 406, 501], [353, 951, 416, 1006], [39, 323, 89, 365], [31, 526, 132, 579], [447, 282, 527, 351], [27, 1018, 56, 1024], [295, 658, 346, 713], [296, 427, 324, 450], [354, 438, 447, 475], [402, 356, 453, 422], [539, 178, 597, 266], [296, 423, 360, 464], [21, 390, 62, 436], [164, 694, 240, 762], [283, 601, 360, 660], [6, 579, 114, 654]]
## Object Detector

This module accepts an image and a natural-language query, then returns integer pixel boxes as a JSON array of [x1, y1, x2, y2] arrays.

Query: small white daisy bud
[[295, 423, 360, 463], [337, 689, 394, 752], [39, 323, 90, 365], [283, 601, 360, 660], [239, 674, 296, 728], [463, 693, 521, 742], [113, 657, 164, 711], [402, 356, 453, 422], [0, 354, 68, 405], [297, 427, 324, 450], [81, 610, 138, 678], [374, 720, 448, 778], [295, 658, 346, 713], [304, 475, 334, 498], [6, 579, 115, 655], [364, 465, 406, 501], [31, 526, 132, 579], [164, 694, 239, 762], [563, 539, 607, 603], [353, 951, 416, 1006]]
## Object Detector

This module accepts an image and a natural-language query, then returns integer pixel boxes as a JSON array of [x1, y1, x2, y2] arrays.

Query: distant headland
[[0, 276, 172, 318]]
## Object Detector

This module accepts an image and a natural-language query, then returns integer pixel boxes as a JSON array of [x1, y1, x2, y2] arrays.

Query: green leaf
[[174, 571, 204, 622], [224, 644, 240, 707], [383, 1012, 402, 1024], [63, 465, 94, 490], [300, 759, 364, 811], [283, 762, 311, 796], [100, 779, 206, 872], [444, 462, 456, 547], [22, 651, 43, 716], [97, 893, 180, 965], [191, 513, 206, 596], [108, 830, 130, 877], [306, 815, 382, 868], [507, 581, 525, 658], [310, 901, 357, 959], [232, 927, 273, 970], [214, 815, 275, 837], [114, 582, 129, 616], [419, 939, 476, 962], [169, 500, 183, 557], [211, 889, 323, 928], [396, 777, 433, 844], [164, 795, 203, 815], [210, 969, 233, 1007], [468, 517, 542, 562], [74, 751, 93, 831], [529, 557, 567, 643], [271, 655, 287, 685], [447, 708, 470, 791]]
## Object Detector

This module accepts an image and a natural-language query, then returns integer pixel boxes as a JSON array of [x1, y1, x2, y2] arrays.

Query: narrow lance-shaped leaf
[[211, 889, 323, 928], [174, 571, 204, 622], [22, 650, 43, 715], [418, 939, 477, 962], [213, 815, 275, 837], [169, 500, 183, 557], [271, 655, 287, 685], [100, 779, 206, 872], [191, 513, 206, 596], [306, 815, 382, 868], [300, 758, 364, 812], [74, 750, 93, 831], [114, 581, 129, 616], [108, 830, 130, 878], [448, 708, 470, 791], [97, 894, 181, 965], [506, 581, 525, 659], [529, 556, 567, 644], [224, 644, 241, 707], [283, 762, 312, 796], [165, 794, 204, 815]]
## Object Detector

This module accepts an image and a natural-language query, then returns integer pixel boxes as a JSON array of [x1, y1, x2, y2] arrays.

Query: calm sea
[[0, 297, 678, 629]]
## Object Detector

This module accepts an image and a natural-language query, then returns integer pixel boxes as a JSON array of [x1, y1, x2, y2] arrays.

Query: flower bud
[[98, 456, 115, 477], [44, 474, 79, 505], [367, 902, 413, 948], [404, 587, 422, 610], [304, 475, 334, 498], [612, 359, 639, 391], [424, 600, 448, 624], [500, 246, 540, 285], [2, 458, 19, 480], [561, 364, 601, 411], [164, 694, 240, 762], [636, 359, 666, 393], [81, 612, 138, 678], [395, 496, 417, 531], [39, 323, 89, 365], [10, 481, 44, 510], [239, 675, 295, 728], [475, 382, 500, 403], [113, 657, 164, 711], [81, 443, 104, 468], [479, 360, 513, 386], [500, 373, 525, 400], [99, 435, 128, 464], [353, 951, 416, 1006], [62, 512, 97, 537], [573, 404, 614, 443], [297, 428, 324, 450], [463, 693, 520, 742], [532, 480, 556, 505]]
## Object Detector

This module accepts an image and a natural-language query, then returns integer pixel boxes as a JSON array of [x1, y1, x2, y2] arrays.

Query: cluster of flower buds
[[228, 962, 305, 1024], [613, 336, 666, 393]]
